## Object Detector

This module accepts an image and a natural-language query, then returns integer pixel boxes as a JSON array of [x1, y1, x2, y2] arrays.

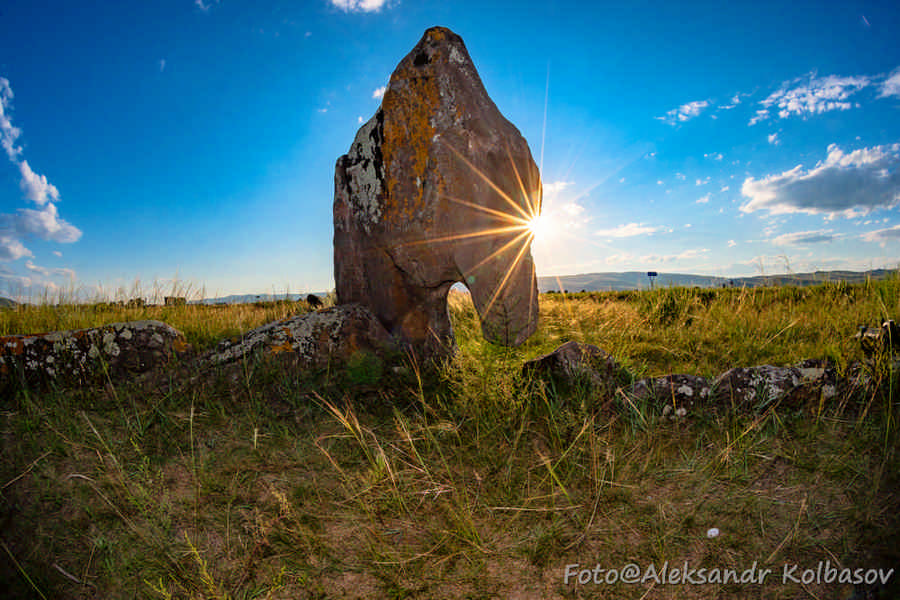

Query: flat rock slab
[[1, 320, 189, 391], [204, 304, 395, 368]]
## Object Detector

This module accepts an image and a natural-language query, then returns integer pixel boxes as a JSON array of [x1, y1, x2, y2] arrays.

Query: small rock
[[629, 374, 711, 416], [522, 341, 624, 393]]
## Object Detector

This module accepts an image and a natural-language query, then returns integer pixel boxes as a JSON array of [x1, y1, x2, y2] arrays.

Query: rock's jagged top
[[334, 26, 541, 356]]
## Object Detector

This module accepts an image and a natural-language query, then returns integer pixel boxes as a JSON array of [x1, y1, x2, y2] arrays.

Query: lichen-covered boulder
[[522, 341, 625, 393], [0, 320, 190, 392], [629, 374, 711, 415], [711, 364, 838, 411], [204, 304, 395, 368], [334, 26, 541, 358]]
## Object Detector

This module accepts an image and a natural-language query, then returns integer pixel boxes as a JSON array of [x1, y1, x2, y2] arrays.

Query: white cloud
[[619, 177, 626, 183], [695, 177, 710, 186], [0, 234, 32, 261], [768, 133, 780, 145], [596, 223, 663, 238], [195, 0, 219, 11], [330, 0, 388, 12], [879, 68, 900, 98], [656, 180, 664, 185], [704, 152, 723, 161], [728, 240, 737, 247], [0, 78, 22, 160], [18, 160, 60, 206], [861, 224, 900, 245], [543, 180, 573, 198], [372, 85, 387, 99], [676, 173, 686, 181], [25, 260, 75, 280], [770, 229, 836, 245], [0, 78, 82, 262], [11, 203, 82, 243], [357, 116, 364, 124], [696, 194, 710, 204], [721, 185, 730, 192], [52, 250, 62, 257], [656, 100, 709, 125], [605, 253, 635, 265], [641, 248, 709, 263], [751, 73, 871, 124], [740, 143, 900, 219]]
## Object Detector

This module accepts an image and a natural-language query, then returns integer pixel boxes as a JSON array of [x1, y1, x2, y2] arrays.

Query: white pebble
[[707, 528, 720, 538]]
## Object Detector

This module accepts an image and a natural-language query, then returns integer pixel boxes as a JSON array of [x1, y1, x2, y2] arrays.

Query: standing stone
[[334, 26, 541, 357]]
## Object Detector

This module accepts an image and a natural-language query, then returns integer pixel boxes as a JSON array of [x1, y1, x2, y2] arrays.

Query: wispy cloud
[[195, 0, 219, 12], [372, 85, 386, 99], [25, 259, 75, 279], [695, 177, 710, 186], [159, 59, 166, 72], [695, 194, 710, 204], [641, 248, 709, 263], [750, 72, 871, 124], [330, 0, 389, 12], [879, 68, 900, 98], [727, 240, 737, 247], [596, 222, 663, 238], [770, 229, 836, 245], [704, 152, 723, 161], [861, 224, 900, 245], [768, 133, 780, 145], [740, 143, 900, 219], [656, 100, 709, 125], [0, 77, 82, 262]]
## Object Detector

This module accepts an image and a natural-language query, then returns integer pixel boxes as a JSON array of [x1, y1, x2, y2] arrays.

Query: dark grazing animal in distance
[[306, 294, 324, 309]]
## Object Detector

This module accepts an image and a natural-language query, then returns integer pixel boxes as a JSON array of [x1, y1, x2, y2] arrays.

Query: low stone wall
[[1, 320, 190, 392]]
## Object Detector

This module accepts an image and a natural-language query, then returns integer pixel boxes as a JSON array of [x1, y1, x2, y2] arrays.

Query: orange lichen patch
[[269, 340, 294, 355], [1, 337, 26, 355], [427, 27, 446, 42], [172, 338, 190, 354], [381, 62, 440, 226]]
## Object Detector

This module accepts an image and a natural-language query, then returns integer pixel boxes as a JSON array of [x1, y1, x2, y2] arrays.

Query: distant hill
[[196, 292, 328, 305], [537, 269, 897, 293], [0, 296, 18, 309]]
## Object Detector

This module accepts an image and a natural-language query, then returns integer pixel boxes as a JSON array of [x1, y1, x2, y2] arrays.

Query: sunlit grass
[[1, 276, 899, 598]]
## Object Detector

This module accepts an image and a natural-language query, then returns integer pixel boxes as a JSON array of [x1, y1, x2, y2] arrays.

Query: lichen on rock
[[334, 26, 542, 359], [0, 320, 190, 392]]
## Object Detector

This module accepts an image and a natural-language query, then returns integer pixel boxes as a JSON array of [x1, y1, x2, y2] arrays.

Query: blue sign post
[[647, 271, 658, 290]]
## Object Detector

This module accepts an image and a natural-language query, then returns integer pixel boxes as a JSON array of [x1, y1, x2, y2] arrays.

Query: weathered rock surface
[[204, 304, 395, 368], [522, 341, 625, 392], [0, 320, 189, 391], [629, 374, 711, 413], [334, 26, 541, 357], [711, 363, 839, 410]]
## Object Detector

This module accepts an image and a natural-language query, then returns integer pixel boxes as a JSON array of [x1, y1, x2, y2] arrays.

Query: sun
[[527, 213, 549, 241]]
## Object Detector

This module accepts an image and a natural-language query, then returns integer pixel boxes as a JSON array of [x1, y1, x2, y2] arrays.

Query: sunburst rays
[[392, 139, 543, 329]]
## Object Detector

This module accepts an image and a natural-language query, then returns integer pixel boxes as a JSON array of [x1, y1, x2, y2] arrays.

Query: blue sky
[[1, 0, 899, 300]]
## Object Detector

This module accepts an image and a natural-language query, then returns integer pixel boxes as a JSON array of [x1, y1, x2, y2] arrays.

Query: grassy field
[[1, 279, 899, 599]]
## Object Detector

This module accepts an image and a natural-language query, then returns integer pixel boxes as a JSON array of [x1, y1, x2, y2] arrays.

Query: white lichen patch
[[676, 384, 694, 397], [344, 117, 384, 232], [88, 345, 100, 359], [449, 46, 465, 65], [119, 327, 133, 340]]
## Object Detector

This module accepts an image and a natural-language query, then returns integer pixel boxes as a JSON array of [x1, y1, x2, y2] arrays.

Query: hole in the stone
[[414, 51, 430, 66]]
